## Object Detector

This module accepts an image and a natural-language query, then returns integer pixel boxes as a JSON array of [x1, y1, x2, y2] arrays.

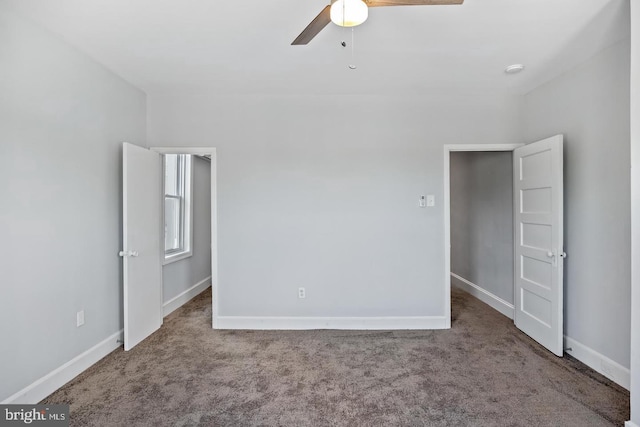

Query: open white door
[[513, 135, 565, 356], [121, 143, 163, 351]]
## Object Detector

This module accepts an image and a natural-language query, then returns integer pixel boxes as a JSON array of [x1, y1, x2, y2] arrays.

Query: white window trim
[[163, 154, 194, 265]]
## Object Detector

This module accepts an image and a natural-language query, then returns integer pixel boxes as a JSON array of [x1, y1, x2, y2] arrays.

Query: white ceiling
[[1, 0, 630, 96]]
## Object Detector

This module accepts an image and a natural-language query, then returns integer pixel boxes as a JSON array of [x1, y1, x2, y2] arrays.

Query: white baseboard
[[2, 277, 210, 404], [1, 329, 123, 404], [450, 272, 514, 319], [625, 422, 639, 427], [215, 315, 449, 330], [163, 276, 211, 317], [564, 335, 630, 390]]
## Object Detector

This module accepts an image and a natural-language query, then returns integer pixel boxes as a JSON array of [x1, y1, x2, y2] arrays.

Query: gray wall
[[450, 151, 514, 304], [0, 9, 146, 401], [523, 38, 631, 368], [162, 156, 212, 303], [629, 1, 640, 422], [148, 93, 523, 318]]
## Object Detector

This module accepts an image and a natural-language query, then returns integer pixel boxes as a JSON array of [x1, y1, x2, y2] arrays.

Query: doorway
[[122, 144, 218, 351], [443, 144, 522, 327], [448, 150, 515, 319], [160, 152, 213, 320], [152, 147, 218, 328], [443, 137, 565, 356]]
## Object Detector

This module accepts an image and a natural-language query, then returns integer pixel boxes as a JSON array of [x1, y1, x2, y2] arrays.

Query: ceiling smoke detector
[[505, 64, 525, 74]]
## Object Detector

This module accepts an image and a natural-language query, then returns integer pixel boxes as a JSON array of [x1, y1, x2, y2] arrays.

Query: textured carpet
[[42, 288, 629, 426]]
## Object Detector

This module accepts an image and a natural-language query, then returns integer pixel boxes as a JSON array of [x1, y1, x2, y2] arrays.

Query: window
[[164, 154, 193, 262]]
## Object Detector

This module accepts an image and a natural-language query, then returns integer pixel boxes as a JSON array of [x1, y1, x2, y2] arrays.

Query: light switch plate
[[77, 310, 85, 327]]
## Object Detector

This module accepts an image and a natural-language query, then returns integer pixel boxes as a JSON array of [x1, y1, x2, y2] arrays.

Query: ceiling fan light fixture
[[330, 0, 368, 27]]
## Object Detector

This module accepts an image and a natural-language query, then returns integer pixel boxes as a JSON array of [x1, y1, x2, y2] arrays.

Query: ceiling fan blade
[[292, 5, 332, 45], [366, 0, 463, 6]]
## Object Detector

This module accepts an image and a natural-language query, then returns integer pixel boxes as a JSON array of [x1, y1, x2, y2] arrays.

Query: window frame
[[163, 154, 194, 265]]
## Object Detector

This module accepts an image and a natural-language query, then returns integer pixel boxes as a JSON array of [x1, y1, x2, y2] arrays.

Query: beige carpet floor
[[42, 288, 630, 426]]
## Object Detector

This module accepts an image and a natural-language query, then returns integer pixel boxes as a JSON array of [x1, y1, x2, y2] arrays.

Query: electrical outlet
[[76, 310, 85, 327], [426, 195, 435, 207], [298, 287, 306, 299]]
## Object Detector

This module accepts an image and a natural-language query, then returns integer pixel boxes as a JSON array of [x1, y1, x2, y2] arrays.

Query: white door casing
[[513, 135, 564, 356], [122, 143, 163, 351]]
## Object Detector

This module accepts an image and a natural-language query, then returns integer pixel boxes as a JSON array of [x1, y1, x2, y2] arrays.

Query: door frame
[[443, 143, 524, 327], [151, 147, 219, 328]]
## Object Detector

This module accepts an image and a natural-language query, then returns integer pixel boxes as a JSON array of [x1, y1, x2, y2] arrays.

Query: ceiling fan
[[292, 0, 464, 45]]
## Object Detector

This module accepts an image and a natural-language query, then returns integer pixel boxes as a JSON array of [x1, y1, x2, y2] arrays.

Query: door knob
[[119, 250, 139, 257], [546, 251, 554, 258]]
